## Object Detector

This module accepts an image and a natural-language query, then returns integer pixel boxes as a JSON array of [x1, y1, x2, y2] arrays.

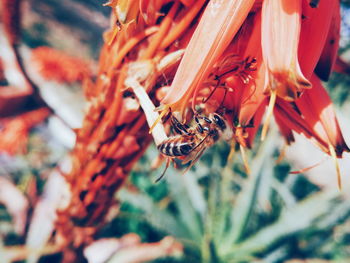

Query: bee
[[156, 113, 233, 181]]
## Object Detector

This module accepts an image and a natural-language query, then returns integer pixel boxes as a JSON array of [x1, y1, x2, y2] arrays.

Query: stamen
[[275, 142, 287, 164], [107, 27, 119, 46], [261, 90, 277, 141], [240, 144, 251, 175], [329, 143, 342, 189], [289, 156, 327, 174], [149, 105, 170, 134], [228, 140, 236, 162]]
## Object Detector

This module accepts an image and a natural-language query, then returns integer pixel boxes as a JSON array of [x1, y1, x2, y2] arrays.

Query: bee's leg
[[171, 116, 190, 135], [194, 115, 204, 133], [171, 117, 183, 134], [219, 86, 228, 108], [245, 56, 257, 71], [203, 117, 212, 123], [203, 85, 229, 112], [202, 82, 220, 103], [162, 107, 173, 124], [155, 157, 171, 183], [215, 86, 234, 115], [195, 113, 212, 124], [194, 114, 211, 133]]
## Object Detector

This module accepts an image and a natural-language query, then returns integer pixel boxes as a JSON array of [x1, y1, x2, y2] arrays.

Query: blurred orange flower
[[0, 108, 50, 155], [31, 46, 92, 84]]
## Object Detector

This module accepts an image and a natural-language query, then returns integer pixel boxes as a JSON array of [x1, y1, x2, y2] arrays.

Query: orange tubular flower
[[236, 13, 265, 125], [272, 1, 348, 185], [261, 0, 310, 101], [314, 0, 340, 81], [295, 75, 349, 158], [140, 0, 172, 24], [274, 99, 325, 147], [160, 0, 255, 116], [208, 11, 268, 148], [274, 74, 349, 187], [154, 0, 347, 160], [298, 0, 338, 80]]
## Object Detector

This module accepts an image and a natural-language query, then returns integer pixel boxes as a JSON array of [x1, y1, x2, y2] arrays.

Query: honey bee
[[156, 113, 233, 181]]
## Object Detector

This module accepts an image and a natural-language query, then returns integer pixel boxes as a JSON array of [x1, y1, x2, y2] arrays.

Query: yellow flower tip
[[149, 105, 169, 134], [261, 90, 277, 141], [329, 143, 342, 190], [105, 0, 139, 25], [106, 27, 120, 46], [268, 71, 312, 101], [262, 0, 313, 101]]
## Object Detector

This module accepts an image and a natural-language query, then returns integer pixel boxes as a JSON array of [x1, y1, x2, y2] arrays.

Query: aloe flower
[[275, 74, 349, 187], [299, 0, 340, 80], [160, 0, 255, 114], [45, 0, 349, 254], [157, 0, 348, 159], [162, 0, 347, 148], [262, 0, 311, 102]]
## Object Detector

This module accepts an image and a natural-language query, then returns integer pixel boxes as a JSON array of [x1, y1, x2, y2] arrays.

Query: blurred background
[[1, 0, 350, 262]]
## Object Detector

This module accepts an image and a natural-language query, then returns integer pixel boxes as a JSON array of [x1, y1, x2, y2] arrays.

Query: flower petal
[[262, 0, 310, 101], [295, 74, 350, 157], [161, 0, 255, 113], [314, 0, 340, 81], [274, 98, 329, 153], [298, 0, 338, 80], [238, 12, 266, 127]]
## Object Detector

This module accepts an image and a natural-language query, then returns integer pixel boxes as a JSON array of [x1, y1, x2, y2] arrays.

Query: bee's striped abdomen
[[158, 137, 195, 157]]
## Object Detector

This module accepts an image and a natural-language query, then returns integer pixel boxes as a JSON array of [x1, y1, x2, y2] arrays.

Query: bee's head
[[211, 113, 233, 141], [212, 113, 226, 130]]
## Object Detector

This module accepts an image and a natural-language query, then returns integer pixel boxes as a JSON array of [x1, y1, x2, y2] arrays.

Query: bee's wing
[[181, 142, 207, 165], [181, 132, 210, 164], [182, 145, 207, 175]]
